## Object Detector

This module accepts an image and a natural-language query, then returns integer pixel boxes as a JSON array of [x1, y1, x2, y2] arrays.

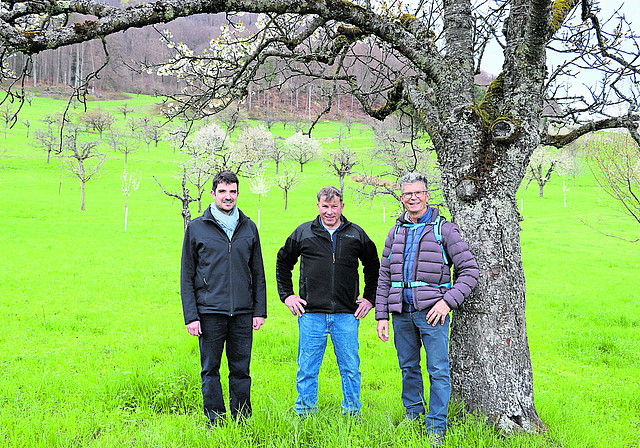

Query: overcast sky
[[480, 1, 640, 89]]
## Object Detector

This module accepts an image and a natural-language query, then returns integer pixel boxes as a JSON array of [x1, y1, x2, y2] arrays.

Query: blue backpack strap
[[387, 224, 401, 259], [432, 215, 448, 265], [387, 222, 426, 258]]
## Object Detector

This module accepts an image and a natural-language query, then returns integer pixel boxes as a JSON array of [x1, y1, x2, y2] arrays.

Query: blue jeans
[[392, 310, 450, 436], [198, 313, 253, 422], [296, 313, 361, 415]]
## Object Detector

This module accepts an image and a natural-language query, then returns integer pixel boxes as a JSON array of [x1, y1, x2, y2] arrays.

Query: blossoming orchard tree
[[2, 0, 640, 432]]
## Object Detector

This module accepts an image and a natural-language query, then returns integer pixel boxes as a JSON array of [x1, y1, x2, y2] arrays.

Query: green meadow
[[0, 94, 638, 447]]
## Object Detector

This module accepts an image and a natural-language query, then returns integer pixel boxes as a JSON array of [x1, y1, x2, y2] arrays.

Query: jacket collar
[[397, 207, 439, 225], [203, 205, 249, 224], [311, 214, 351, 232]]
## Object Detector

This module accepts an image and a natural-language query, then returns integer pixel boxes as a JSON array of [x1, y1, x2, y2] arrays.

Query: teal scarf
[[210, 203, 239, 240]]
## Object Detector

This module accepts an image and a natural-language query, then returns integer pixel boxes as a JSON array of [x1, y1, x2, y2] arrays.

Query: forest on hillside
[[5, 1, 495, 121]]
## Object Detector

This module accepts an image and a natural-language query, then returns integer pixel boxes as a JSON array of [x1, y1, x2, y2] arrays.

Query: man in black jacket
[[276, 186, 379, 416], [181, 171, 267, 427]]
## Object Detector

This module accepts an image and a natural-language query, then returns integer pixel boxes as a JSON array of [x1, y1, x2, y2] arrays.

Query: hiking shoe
[[428, 433, 443, 447], [206, 418, 220, 434]]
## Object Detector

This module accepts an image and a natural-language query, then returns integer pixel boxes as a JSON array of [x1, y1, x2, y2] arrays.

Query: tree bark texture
[[419, 0, 551, 432], [436, 116, 545, 432]]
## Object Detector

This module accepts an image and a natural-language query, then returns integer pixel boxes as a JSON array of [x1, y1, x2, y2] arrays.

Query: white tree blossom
[[189, 122, 246, 173], [285, 132, 321, 172], [525, 146, 573, 198], [121, 165, 141, 232], [235, 124, 275, 175], [247, 168, 272, 229]]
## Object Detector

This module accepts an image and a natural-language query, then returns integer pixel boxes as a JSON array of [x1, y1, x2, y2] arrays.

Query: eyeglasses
[[401, 190, 427, 199]]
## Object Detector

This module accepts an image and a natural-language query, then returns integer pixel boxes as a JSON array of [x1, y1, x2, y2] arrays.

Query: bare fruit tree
[[324, 144, 359, 196], [34, 123, 61, 163], [270, 138, 288, 175], [60, 128, 105, 211], [117, 103, 134, 121], [82, 108, 114, 140], [563, 141, 587, 188], [180, 141, 216, 213], [587, 132, 640, 240], [1, 106, 16, 139], [144, 120, 163, 150], [121, 165, 141, 232], [154, 167, 199, 231], [275, 165, 301, 211], [111, 126, 140, 165], [355, 121, 441, 206]]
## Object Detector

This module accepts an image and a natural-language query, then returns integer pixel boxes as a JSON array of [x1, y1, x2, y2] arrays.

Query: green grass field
[[0, 94, 638, 447]]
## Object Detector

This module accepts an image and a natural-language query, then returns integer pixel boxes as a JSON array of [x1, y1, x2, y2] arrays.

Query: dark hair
[[212, 171, 239, 192], [317, 186, 342, 203]]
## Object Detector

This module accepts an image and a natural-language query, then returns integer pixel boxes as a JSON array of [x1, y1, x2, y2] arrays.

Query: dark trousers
[[198, 313, 253, 421]]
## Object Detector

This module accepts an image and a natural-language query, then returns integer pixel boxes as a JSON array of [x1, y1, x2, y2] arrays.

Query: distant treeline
[[8, 5, 494, 122]]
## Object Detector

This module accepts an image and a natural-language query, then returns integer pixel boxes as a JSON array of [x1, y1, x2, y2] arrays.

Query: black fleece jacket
[[180, 206, 267, 325], [276, 215, 380, 314]]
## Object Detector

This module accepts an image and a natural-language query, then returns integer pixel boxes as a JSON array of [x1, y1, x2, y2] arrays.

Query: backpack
[[390, 214, 449, 264], [388, 215, 452, 290]]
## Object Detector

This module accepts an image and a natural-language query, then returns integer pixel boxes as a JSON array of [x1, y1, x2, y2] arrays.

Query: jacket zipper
[[410, 225, 446, 309], [330, 232, 336, 313], [208, 215, 243, 317], [228, 223, 237, 316], [411, 226, 429, 309]]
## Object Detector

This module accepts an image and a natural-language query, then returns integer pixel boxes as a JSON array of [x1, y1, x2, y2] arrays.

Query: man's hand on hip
[[426, 299, 451, 326], [284, 295, 307, 317], [354, 298, 373, 319]]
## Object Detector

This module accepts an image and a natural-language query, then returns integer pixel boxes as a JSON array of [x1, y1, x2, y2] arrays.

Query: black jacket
[[276, 216, 380, 314], [180, 206, 267, 324]]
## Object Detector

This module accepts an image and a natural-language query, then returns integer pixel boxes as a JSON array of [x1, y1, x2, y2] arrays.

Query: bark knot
[[74, 21, 99, 39], [456, 178, 479, 202], [490, 119, 517, 142]]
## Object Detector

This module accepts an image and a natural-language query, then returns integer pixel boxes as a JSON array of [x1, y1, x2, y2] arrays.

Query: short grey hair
[[317, 186, 343, 203], [399, 173, 429, 192]]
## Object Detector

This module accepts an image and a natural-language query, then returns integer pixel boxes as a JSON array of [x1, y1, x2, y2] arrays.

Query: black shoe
[[206, 418, 220, 434]]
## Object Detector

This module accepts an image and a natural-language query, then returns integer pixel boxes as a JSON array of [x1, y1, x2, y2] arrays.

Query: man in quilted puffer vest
[[375, 172, 478, 444]]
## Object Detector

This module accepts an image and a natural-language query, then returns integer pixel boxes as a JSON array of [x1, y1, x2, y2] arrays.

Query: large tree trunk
[[450, 197, 543, 432], [421, 0, 551, 432], [435, 108, 546, 434], [437, 126, 546, 431]]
